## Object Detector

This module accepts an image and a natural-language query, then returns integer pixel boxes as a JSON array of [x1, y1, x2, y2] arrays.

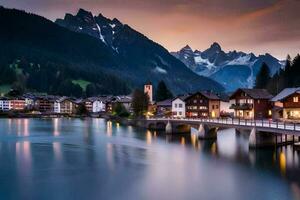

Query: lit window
[[268, 110, 272, 116], [293, 97, 299, 103]]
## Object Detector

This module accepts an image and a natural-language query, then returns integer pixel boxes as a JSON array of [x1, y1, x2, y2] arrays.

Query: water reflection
[[53, 118, 60, 136], [0, 119, 300, 199]]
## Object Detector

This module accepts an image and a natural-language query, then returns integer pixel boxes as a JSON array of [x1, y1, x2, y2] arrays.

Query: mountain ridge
[[171, 43, 284, 91], [55, 8, 225, 94], [0, 6, 224, 96]]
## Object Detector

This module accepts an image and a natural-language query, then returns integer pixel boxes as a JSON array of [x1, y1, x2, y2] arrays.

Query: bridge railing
[[148, 117, 300, 132]]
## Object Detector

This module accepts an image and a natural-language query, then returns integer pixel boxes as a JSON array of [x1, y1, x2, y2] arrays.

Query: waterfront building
[[35, 96, 56, 113], [0, 97, 11, 111], [185, 91, 220, 118], [230, 88, 273, 119], [156, 98, 172, 117], [84, 97, 107, 113], [271, 87, 300, 120], [10, 98, 26, 111], [172, 95, 190, 118]]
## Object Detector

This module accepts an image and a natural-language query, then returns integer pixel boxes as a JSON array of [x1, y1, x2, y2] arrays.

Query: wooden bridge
[[144, 118, 300, 148]]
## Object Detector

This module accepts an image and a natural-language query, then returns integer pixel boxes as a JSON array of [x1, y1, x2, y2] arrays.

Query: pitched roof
[[156, 99, 172, 106], [271, 87, 300, 102], [185, 91, 220, 101], [230, 88, 273, 100], [172, 94, 191, 102], [200, 91, 220, 100]]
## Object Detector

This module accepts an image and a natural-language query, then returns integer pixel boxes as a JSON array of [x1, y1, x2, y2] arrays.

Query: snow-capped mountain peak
[[171, 43, 284, 91]]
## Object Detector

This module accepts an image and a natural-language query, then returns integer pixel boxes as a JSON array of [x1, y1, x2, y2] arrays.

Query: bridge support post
[[165, 121, 172, 134], [198, 124, 217, 140], [249, 128, 277, 148]]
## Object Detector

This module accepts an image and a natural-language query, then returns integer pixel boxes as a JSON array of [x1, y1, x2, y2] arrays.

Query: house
[[156, 99, 172, 116], [59, 97, 78, 114], [84, 96, 107, 113], [230, 88, 273, 119], [185, 91, 220, 118], [271, 87, 300, 120], [219, 94, 234, 117], [172, 95, 190, 118], [35, 96, 56, 113], [0, 97, 11, 111], [115, 96, 132, 112], [22, 93, 36, 109], [10, 97, 26, 111]]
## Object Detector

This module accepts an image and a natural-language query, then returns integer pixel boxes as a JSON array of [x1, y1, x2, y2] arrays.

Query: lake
[[0, 118, 300, 200]]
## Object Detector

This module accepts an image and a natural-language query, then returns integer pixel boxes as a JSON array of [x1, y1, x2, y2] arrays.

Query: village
[[0, 82, 300, 122]]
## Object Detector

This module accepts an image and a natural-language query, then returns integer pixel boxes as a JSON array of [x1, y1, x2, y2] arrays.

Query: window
[[179, 111, 182, 115], [179, 104, 183, 108], [215, 105, 219, 109], [193, 100, 197, 103], [175, 103, 177, 108], [293, 96, 299, 103], [199, 106, 207, 110], [212, 105, 215, 109]]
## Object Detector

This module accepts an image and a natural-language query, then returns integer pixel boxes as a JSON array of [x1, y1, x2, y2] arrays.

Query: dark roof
[[271, 87, 300, 102], [172, 94, 191, 102], [185, 91, 220, 101], [230, 88, 273, 100], [201, 91, 220, 100], [156, 99, 172, 107]]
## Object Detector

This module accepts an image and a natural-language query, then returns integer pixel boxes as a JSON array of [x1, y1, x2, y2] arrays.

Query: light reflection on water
[[0, 118, 300, 199]]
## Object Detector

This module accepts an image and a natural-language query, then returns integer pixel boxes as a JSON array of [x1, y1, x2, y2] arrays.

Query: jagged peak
[[181, 45, 193, 51], [209, 42, 222, 51]]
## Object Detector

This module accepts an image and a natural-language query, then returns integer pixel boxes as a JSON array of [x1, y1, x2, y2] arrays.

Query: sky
[[1, 0, 300, 59]]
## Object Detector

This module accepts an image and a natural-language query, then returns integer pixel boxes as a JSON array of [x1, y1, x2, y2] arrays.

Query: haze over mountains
[[0, 7, 224, 97], [172, 43, 284, 91]]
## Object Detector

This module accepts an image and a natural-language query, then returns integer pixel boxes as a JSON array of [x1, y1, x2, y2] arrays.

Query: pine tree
[[131, 89, 149, 117], [155, 80, 173, 101], [254, 62, 271, 89]]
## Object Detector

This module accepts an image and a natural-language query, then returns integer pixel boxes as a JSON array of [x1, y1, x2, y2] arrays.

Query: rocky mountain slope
[[172, 43, 284, 91]]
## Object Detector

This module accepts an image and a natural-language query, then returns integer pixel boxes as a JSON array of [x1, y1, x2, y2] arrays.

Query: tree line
[[255, 54, 300, 94]]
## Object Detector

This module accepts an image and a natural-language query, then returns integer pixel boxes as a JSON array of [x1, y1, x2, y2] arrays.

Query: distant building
[[156, 99, 172, 116], [185, 91, 220, 118], [35, 96, 56, 113], [84, 97, 107, 113], [10, 98, 26, 111], [230, 88, 273, 119], [144, 82, 153, 103], [172, 95, 190, 118], [0, 97, 11, 111], [271, 87, 300, 120]]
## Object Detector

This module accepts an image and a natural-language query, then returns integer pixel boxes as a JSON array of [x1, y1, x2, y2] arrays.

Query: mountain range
[[55, 9, 224, 94], [0, 6, 224, 97], [171, 43, 284, 91]]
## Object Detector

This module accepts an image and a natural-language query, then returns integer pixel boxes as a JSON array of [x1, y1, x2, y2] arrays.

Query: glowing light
[[23, 119, 29, 136], [146, 130, 152, 145], [279, 152, 286, 176], [53, 118, 60, 136], [180, 137, 185, 146], [106, 121, 112, 137], [211, 142, 217, 155], [191, 134, 197, 149]]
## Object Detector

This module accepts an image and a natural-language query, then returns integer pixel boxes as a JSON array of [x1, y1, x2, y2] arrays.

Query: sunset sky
[[1, 0, 300, 59]]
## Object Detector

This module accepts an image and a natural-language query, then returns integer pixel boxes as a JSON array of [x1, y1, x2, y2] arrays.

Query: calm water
[[0, 118, 300, 200]]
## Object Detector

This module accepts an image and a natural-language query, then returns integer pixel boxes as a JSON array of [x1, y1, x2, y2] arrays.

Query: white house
[[172, 95, 190, 118], [0, 97, 11, 111], [92, 99, 106, 113], [54, 100, 61, 113]]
